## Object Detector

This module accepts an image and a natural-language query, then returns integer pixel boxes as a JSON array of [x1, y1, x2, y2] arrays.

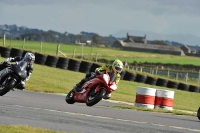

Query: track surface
[[0, 90, 199, 133]]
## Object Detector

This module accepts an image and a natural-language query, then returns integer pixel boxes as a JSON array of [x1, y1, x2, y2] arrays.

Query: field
[[1, 39, 200, 112], [2, 39, 200, 66]]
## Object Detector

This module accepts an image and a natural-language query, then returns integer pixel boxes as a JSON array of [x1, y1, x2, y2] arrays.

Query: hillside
[[0, 24, 185, 47]]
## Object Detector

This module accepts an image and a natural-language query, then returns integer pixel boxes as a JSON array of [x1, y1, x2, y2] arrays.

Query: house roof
[[119, 41, 182, 52], [124, 33, 146, 43], [180, 45, 190, 50]]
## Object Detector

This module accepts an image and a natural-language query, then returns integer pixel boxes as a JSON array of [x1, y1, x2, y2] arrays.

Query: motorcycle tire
[[0, 77, 16, 96], [65, 90, 75, 104], [86, 88, 106, 106]]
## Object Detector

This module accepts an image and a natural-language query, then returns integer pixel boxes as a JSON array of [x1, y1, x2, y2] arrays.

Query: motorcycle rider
[[73, 59, 123, 99], [0, 52, 35, 90]]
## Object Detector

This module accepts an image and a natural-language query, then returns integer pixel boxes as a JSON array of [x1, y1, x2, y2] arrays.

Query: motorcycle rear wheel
[[65, 90, 75, 104], [86, 88, 106, 106], [0, 77, 16, 96]]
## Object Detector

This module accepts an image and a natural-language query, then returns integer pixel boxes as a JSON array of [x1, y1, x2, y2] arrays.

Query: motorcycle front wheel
[[65, 90, 75, 104], [198, 107, 200, 120], [86, 88, 106, 106], [0, 77, 16, 96]]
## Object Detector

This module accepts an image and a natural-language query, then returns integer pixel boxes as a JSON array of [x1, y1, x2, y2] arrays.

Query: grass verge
[[0, 124, 74, 133]]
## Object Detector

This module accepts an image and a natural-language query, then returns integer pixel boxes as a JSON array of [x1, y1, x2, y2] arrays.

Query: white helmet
[[23, 52, 35, 64], [112, 59, 123, 73]]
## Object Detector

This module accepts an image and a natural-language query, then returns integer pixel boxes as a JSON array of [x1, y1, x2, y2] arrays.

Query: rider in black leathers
[[0, 52, 35, 90]]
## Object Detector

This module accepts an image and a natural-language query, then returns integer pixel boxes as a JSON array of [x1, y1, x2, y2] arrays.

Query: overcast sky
[[1, 0, 200, 40]]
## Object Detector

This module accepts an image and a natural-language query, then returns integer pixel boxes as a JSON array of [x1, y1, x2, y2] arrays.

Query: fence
[[1, 35, 200, 85]]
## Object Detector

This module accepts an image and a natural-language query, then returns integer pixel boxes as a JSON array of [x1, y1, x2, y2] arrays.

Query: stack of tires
[[0, 47, 11, 58]]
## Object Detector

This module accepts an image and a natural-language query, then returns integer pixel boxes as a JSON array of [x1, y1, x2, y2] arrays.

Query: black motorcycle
[[198, 107, 200, 120], [0, 60, 28, 96]]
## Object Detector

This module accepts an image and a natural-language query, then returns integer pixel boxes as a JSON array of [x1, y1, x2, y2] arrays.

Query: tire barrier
[[68, 59, 81, 72], [45, 55, 59, 68], [89, 63, 101, 72], [79, 61, 93, 73], [3, 48, 199, 94], [177, 83, 190, 91], [0, 47, 11, 58], [135, 74, 147, 83], [198, 107, 200, 120], [156, 78, 168, 87], [0, 46, 3, 54], [56, 57, 69, 69], [145, 76, 157, 85], [154, 89, 175, 110], [123, 71, 137, 81], [22, 50, 34, 57], [135, 86, 156, 109], [10, 48, 24, 57], [35, 53, 47, 65], [167, 80, 179, 89], [188, 85, 200, 93], [120, 71, 126, 80]]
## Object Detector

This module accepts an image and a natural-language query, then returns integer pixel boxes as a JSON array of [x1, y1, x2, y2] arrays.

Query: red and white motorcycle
[[65, 71, 117, 106]]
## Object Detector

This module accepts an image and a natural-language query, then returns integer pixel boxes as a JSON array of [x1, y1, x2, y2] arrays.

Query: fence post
[[40, 41, 42, 52], [81, 43, 83, 59], [152, 70, 154, 75], [72, 48, 76, 58], [198, 70, 200, 83], [90, 45, 93, 59], [175, 73, 178, 80], [56, 44, 60, 55], [95, 52, 98, 62], [155, 66, 158, 75], [167, 70, 169, 77], [22, 38, 25, 49], [184, 73, 188, 82], [10, 36, 12, 47], [3, 34, 6, 46]]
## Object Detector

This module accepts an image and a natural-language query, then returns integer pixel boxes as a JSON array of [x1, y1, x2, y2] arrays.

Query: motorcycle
[[198, 107, 200, 120], [0, 60, 28, 96], [65, 71, 117, 106]]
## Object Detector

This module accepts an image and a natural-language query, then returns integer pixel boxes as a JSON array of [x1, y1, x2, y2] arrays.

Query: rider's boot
[[73, 78, 87, 92], [103, 93, 111, 100], [16, 81, 25, 90], [73, 75, 95, 92]]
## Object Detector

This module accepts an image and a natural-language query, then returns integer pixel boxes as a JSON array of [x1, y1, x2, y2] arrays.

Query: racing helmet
[[23, 52, 35, 64], [112, 59, 123, 73]]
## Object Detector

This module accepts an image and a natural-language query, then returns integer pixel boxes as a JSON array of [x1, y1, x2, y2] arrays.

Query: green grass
[[0, 124, 73, 133], [2, 39, 200, 66]]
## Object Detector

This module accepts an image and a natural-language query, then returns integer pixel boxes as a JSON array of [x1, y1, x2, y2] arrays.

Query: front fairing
[[12, 61, 28, 79]]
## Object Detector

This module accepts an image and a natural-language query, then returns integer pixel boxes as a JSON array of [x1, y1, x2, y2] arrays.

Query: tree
[[92, 33, 103, 44]]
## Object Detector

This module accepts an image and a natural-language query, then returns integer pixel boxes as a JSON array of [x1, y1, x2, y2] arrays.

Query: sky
[[1, 0, 200, 45]]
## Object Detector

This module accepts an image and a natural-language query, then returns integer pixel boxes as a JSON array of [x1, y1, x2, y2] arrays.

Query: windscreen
[[107, 72, 116, 82]]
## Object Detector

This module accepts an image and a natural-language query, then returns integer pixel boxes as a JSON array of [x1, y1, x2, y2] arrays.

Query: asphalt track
[[0, 90, 199, 133]]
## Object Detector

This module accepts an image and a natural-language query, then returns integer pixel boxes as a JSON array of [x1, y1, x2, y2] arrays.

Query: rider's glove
[[95, 70, 101, 75], [6, 57, 14, 62]]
